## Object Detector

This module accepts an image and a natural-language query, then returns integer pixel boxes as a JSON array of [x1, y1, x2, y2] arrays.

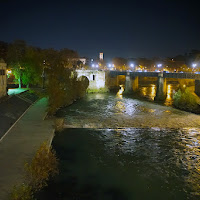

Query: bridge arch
[[76, 70, 106, 90]]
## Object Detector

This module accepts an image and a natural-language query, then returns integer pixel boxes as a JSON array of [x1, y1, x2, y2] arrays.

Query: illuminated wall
[[0, 60, 7, 98], [76, 70, 106, 90]]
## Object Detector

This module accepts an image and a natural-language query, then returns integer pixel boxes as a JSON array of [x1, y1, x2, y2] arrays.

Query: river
[[38, 87, 200, 200]]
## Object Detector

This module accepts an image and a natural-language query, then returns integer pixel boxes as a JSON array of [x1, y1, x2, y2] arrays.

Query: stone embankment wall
[[0, 91, 38, 139]]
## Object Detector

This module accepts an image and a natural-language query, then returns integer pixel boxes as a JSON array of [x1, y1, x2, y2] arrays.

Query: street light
[[192, 63, 197, 68], [42, 60, 46, 90], [157, 64, 162, 67]]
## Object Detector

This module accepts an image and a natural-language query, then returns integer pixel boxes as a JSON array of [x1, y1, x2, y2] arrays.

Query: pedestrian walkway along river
[[0, 98, 54, 200], [38, 93, 200, 200]]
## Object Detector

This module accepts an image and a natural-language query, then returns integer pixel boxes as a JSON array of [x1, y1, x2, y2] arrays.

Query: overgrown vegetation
[[10, 142, 58, 200], [47, 68, 89, 115], [173, 87, 200, 113], [10, 184, 34, 200]]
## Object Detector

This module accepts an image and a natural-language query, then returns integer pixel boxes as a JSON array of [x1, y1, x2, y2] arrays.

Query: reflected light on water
[[117, 85, 124, 99], [115, 101, 125, 113], [165, 84, 173, 106], [180, 128, 200, 194], [166, 84, 172, 100], [141, 87, 147, 96], [151, 84, 156, 100]]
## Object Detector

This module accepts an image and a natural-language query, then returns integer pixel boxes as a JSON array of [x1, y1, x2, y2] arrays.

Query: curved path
[[0, 98, 54, 200]]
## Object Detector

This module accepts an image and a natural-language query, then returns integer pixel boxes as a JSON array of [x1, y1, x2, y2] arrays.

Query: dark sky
[[1, 0, 200, 59]]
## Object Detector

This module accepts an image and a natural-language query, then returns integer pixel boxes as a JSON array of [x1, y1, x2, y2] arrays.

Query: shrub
[[173, 88, 200, 112], [24, 142, 59, 192], [10, 184, 34, 200], [10, 143, 58, 199]]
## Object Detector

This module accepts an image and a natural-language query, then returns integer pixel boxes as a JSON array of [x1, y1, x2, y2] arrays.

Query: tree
[[112, 57, 127, 70], [0, 41, 8, 61], [21, 47, 43, 87], [7, 40, 27, 88]]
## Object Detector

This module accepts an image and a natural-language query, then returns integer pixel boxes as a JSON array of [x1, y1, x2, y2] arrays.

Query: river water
[[38, 86, 200, 200]]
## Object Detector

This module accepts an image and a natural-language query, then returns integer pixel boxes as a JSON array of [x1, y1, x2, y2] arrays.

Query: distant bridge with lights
[[76, 70, 200, 101], [109, 71, 200, 100], [109, 71, 200, 80]]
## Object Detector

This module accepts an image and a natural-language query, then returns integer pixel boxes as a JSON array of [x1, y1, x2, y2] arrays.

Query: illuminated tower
[[99, 53, 104, 60]]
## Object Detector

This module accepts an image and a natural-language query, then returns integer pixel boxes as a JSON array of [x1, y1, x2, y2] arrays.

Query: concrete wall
[[0, 61, 7, 98], [76, 70, 106, 90]]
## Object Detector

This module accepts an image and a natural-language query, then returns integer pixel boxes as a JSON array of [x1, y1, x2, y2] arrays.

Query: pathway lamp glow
[[192, 63, 197, 68], [130, 64, 134, 68], [157, 64, 162, 67], [92, 64, 95, 68]]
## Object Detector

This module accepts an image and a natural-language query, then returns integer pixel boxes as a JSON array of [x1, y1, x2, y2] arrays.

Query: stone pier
[[155, 73, 167, 101]]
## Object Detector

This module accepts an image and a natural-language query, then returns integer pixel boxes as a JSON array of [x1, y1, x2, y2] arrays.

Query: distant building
[[79, 58, 87, 65], [0, 59, 7, 98], [99, 53, 104, 60], [69, 58, 87, 66]]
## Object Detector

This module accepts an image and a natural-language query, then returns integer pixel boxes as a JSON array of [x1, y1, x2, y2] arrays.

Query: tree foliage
[[47, 66, 89, 115], [7, 40, 43, 88]]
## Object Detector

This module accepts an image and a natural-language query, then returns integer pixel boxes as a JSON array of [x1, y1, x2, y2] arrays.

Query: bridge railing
[[108, 71, 200, 80], [163, 72, 200, 80]]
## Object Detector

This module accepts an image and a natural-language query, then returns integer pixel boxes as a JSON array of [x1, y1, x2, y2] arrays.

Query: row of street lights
[[91, 62, 199, 72], [91, 63, 135, 70]]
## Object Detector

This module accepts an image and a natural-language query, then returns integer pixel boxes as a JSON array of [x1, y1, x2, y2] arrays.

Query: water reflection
[[165, 84, 173, 106], [141, 87, 147, 96], [180, 128, 200, 196], [151, 84, 156, 99], [41, 128, 200, 199], [116, 85, 124, 99], [139, 84, 156, 101], [139, 83, 178, 105], [115, 101, 125, 114]]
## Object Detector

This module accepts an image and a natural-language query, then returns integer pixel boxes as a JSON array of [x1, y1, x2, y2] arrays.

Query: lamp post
[[192, 63, 197, 72], [130, 63, 134, 71], [42, 60, 46, 90]]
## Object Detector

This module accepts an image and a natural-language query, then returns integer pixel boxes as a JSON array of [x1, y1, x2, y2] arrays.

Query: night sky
[[1, 0, 200, 59]]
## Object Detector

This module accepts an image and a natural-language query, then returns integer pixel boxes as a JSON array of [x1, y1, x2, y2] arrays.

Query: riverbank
[[0, 98, 54, 200]]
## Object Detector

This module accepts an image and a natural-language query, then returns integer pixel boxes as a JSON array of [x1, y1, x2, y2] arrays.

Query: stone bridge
[[109, 71, 200, 100], [76, 70, 200, 100], [76, 70, 106, 90]]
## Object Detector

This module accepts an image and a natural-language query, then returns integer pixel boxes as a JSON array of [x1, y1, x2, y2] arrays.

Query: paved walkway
[[8, 88, 29, 96], [0, 98, 54, 199]]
